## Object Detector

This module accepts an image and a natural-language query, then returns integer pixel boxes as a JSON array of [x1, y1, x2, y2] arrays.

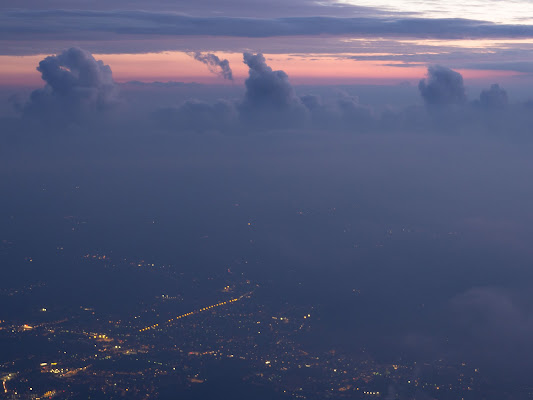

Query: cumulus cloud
[[241, 53, 300, 110], [8, 49, 533, 138], [191, 52, 233, 81], [146, 59, 533, 136], [154, 52, 312, 133], [479, 83, 508, 109], [418, 65, 467, 107], [23, 47, 118, 127], [154, 53, 305, 133], [154, 54, 383, 134], [239, 53, 309, 128]]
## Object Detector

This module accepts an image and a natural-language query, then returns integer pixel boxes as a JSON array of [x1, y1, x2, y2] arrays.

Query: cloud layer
[[4, 47, 533, 140], [153, 53, 530, 136], [3, 10, 533, 44]]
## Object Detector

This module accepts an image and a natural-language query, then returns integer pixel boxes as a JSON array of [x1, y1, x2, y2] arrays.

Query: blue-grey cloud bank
[[2, 47, 533, 139]]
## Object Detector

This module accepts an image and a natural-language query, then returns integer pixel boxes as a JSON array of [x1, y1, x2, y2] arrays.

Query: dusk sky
[[3, 0, 533, 86], [2, 2, 533, 400]]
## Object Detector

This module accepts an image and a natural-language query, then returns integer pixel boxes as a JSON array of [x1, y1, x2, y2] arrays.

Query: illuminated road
[[139, 293, 250, 333]]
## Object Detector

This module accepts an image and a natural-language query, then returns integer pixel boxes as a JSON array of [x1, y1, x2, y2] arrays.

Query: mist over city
[[2, 1, 533, 399]]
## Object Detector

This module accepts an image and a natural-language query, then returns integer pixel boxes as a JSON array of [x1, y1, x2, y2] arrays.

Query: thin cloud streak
[[3, 10, 533, 45]]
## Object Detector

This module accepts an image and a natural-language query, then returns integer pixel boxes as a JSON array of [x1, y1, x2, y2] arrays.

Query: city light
[[139, 296, 245, 332]]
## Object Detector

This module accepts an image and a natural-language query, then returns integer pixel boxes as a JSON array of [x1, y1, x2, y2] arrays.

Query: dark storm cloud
[[3, 10, 533, 48], [190, 52, 233, 81], [418, 65, 467, 106], [23, 47, 118, 127]]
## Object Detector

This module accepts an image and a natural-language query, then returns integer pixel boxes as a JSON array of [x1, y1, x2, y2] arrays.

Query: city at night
[[2, 1, 533, 399]]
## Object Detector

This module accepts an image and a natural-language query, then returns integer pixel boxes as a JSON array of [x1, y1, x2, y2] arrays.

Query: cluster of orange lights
[[139, 298, 240, 333]]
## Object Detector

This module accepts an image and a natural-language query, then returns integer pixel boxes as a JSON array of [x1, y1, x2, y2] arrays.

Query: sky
[[4, 0, 533, 85], [2, 0, 533, 390]]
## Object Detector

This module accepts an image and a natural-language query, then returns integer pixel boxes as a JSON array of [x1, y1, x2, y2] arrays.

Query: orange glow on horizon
[[0, 51, 522, 87]]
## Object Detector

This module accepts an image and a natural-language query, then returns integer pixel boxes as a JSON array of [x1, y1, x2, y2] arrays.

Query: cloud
[[191, 52, 233, 81], [0, 0, 381, 18], [239, 53, 309, 128], [4, 10, 533, 48], [242, 53, 298, 109], [415, 68, 530, 134], [7, 48, 533, 139], [479, 83, 508, 109], [301, 92, 376, 132], [23, 47, 118, 127], [153, 54, 382, 134], [153, 53, 309, 133], [152, 53, 387, 134], [136, 57, 533, 137], [154, 99, 238, 134], [418, 65, 467, 107]]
